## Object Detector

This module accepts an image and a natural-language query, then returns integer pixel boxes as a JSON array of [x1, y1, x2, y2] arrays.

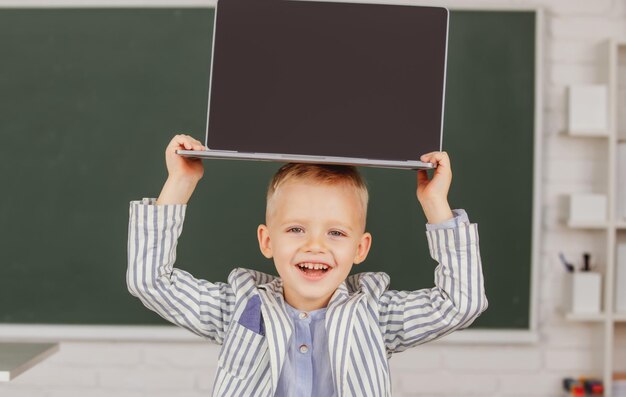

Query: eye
[[287, 227, 304, 233], [329, 230, 346, 237]]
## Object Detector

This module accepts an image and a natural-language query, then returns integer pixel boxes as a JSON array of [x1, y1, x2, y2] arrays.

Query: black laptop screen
[[207, 0, 448, 161]]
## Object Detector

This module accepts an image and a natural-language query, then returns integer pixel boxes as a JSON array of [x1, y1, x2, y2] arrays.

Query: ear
[[353, 232, 372, 265], [257, 224, 273, 259]]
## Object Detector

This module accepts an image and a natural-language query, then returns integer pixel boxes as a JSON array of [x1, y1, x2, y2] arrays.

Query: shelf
[[565, 312, 626, 322], [565, 312, 606, 322], [567, 220, 609, 229], [566, 220, 626, 230], [560, 38, 626, 397], [563, 130, 610, 138]]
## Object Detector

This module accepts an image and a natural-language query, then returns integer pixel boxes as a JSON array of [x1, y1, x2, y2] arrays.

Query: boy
[[127, 134, 487, 397]]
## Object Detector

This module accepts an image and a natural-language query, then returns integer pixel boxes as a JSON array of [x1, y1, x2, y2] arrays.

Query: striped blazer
[[127, 199, 487, 397]]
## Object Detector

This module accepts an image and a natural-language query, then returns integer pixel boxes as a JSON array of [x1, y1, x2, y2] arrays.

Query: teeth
[[298, 262, 329, 270]]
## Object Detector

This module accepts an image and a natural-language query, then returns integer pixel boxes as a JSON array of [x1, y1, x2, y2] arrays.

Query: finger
[[173, 135, 195, 150], [420, 151, 448, 160], [183, 134, 202, 145], [419, 152, 438, 165], [433, 154, 450, 168], [173, 134, 194, 142], [419, 151, 439, 159], [416, 169, 429, 185], [420, 152, 450, 168], [183, 137, 205, 150]]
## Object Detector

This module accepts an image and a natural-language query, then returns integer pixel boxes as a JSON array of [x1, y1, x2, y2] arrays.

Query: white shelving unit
[[564, 39, 626, 397]]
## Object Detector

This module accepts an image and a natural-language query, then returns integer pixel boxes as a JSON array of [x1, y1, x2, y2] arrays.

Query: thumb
[[417, 169, 430, 186]]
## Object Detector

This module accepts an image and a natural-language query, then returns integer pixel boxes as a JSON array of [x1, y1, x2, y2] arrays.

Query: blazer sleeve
[[127, 198, 235, 344], [378, 210, 487, 355]]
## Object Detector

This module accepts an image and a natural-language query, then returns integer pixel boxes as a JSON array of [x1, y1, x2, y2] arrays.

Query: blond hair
[[266, 163, 369, 228]]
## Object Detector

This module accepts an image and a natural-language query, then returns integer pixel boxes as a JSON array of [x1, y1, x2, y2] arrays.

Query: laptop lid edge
[[176, 149, 436, 170], [204, 0, 220, 149], [439, 6, 449, 153]]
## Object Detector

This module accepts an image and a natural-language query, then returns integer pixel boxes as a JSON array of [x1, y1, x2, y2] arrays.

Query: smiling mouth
[[295, 262, 331, 277]]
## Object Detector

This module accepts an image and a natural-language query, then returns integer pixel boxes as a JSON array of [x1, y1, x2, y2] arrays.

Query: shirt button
[[299, 312, 308, 319], [299, 344, 309, 354]]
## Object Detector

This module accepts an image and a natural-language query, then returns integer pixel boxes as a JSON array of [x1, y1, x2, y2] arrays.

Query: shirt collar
[[283, 300, 327, 321]]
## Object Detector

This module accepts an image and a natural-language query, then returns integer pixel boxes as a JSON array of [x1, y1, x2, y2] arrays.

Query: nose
[[303, 232, 326, 254]]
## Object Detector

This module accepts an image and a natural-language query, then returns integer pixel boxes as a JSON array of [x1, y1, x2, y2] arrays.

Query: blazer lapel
[[325, 281, 364, 397], [257, 278, 293, 396]]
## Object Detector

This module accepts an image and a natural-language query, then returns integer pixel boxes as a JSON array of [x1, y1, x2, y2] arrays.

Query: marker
[[559, 252, 575, 272], [582, 252, 591, 272]]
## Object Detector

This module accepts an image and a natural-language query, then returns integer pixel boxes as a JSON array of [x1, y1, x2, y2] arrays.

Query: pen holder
[[565, 272, 602, 314]]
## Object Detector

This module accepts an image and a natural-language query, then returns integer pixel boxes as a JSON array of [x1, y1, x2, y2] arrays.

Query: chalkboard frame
[[0, 3, 544, 344]]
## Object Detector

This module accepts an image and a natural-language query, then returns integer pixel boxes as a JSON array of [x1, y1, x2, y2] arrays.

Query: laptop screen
[[206, 0, 448, 161]]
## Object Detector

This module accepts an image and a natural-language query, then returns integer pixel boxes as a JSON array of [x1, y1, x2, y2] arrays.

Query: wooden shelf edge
[[567, 220, 609, 229], [562, 130, 610, 138], [565, 312, 606, 322], [613, 314, 626, 322], [564, 312, 626, 322]]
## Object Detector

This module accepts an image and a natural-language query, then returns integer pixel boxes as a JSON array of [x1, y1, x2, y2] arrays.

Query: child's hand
[[156, 135, 205, 205], [417, 151, 453, 224], [417, 151, 452, 203], [165, 134, 206, 182]]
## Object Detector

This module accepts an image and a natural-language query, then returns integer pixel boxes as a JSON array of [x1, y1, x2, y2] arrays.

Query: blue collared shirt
[[275, 301, 334, 397]]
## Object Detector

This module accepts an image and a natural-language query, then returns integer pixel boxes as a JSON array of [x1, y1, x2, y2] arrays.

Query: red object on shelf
[[572, 385, 585, 397]]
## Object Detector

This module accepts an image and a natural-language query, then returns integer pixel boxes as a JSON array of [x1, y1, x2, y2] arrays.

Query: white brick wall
[[2, 0, 625, 396]]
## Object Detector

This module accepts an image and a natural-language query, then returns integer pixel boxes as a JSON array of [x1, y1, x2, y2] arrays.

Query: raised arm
[[127, 199, 235, 344], [379, 210, 487, 354], [126, 135, 235, 344], [379, 151, 487, 354]]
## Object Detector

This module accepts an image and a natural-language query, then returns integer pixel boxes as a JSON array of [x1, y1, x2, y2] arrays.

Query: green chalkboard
[[0, 9, 535, 330]]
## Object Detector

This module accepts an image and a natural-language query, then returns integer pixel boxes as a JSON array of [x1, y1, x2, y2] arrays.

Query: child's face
[[257, 179, 372, 311]]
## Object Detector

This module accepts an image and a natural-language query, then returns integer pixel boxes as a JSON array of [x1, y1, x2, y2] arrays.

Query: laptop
[[177, 0, 449, 170]]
